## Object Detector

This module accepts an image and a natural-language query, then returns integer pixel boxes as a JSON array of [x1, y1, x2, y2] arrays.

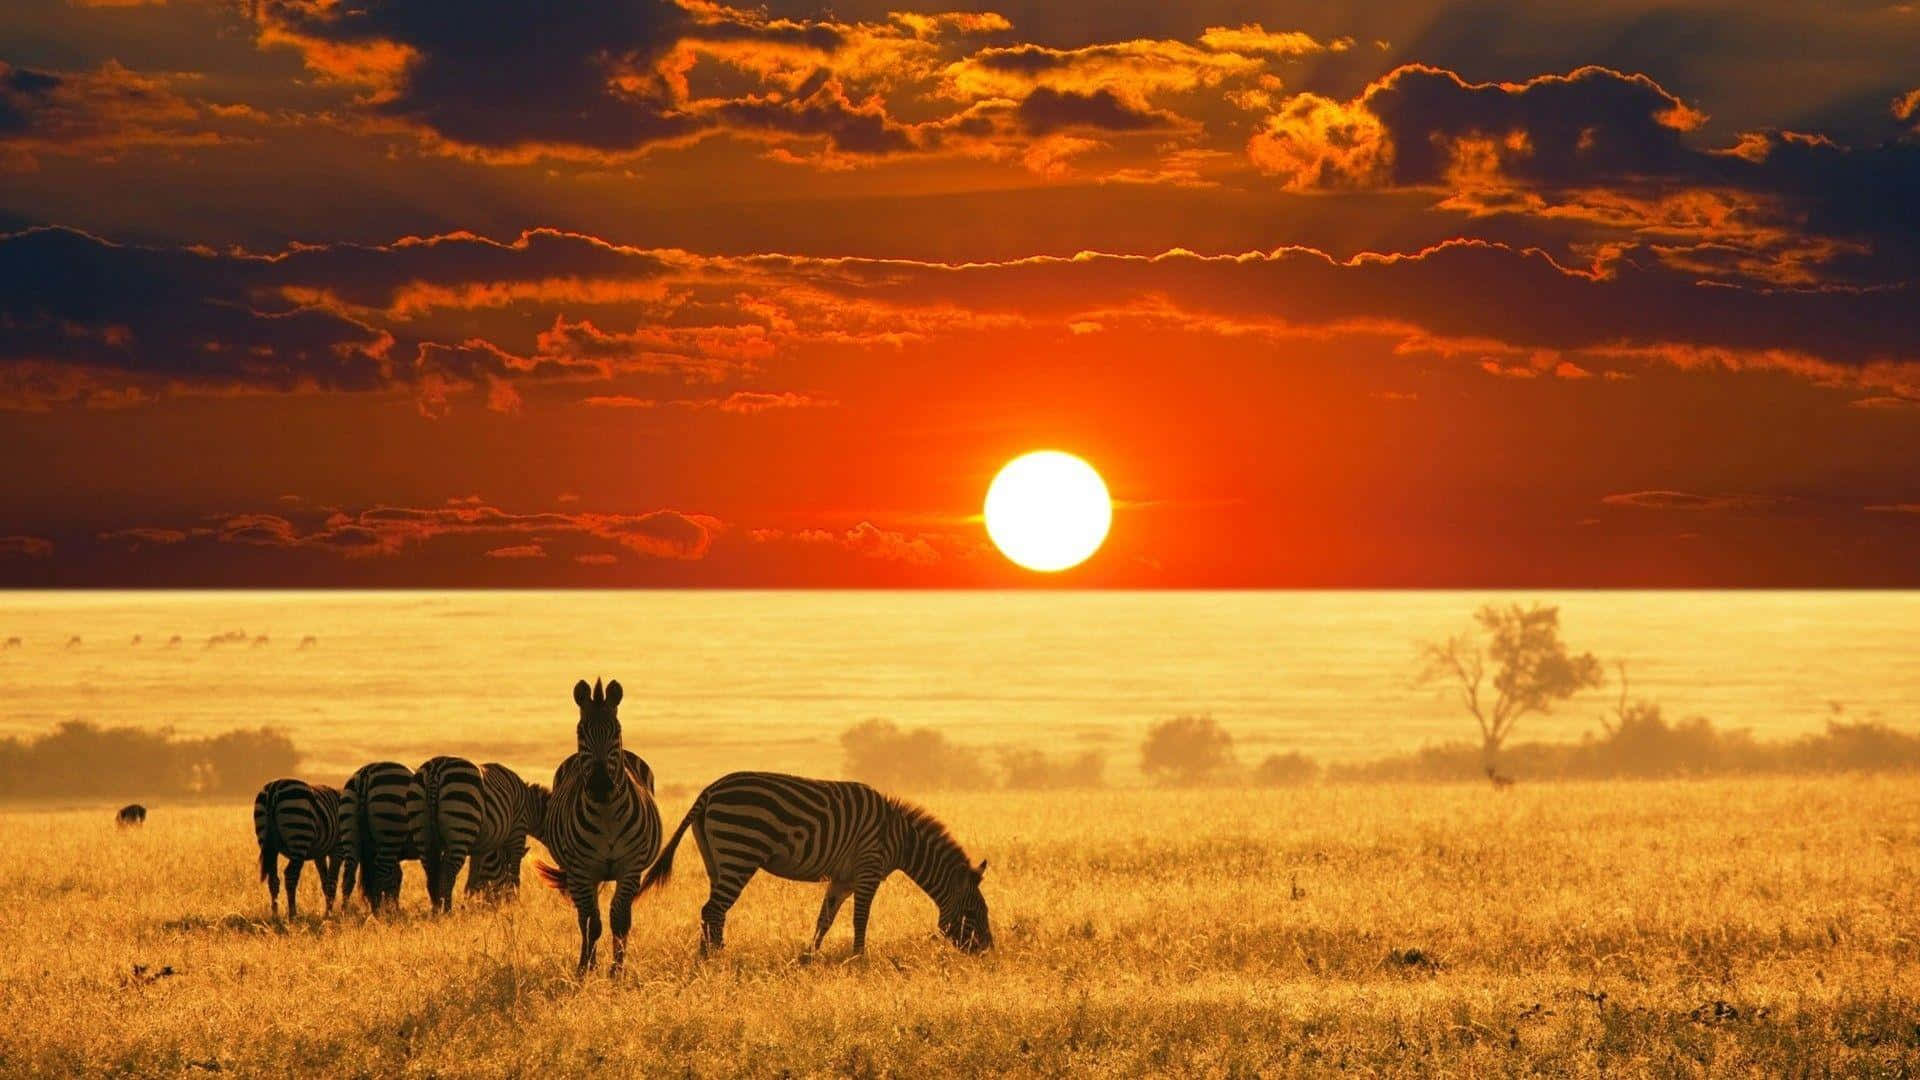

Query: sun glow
[[983, 451, 1112, 572]]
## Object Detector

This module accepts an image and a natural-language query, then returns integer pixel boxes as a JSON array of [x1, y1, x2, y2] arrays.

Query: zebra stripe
[[342, 761, 415, 912], [252, 778, 346, 920], [466, 762, 549, 898], [535, 678, 662, 975], [408, 755, 484, 914], [638, 771, 992, 954]]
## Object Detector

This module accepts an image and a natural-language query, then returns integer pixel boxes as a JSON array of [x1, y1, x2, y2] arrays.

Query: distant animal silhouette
[[409, 756, 485, 914], [1486, 765, 1516, 790], [165, 635, 183, 648], [116, 804, 147, 827], [206, 630, 249, 648], [2, 636, 20, 649], [342, 761, 415, 912], [638, 771, 992, 955], [534, 678, 661, 974], [297, 635, 318, 650], [65, 635, 82, 648], [251, 634, 270, 648], [130, 634, 143, 646], [466, 762, 550, 899], [254, 779, 350, 919]]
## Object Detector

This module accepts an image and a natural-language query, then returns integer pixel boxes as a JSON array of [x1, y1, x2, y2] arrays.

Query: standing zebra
[[465, 762, 549, 899], [342, 761, 415, 912], [408, 755, 484, 913], [534, 678, 662, 975], [253, 779, 345, 919], [637, 772, 992, 954]]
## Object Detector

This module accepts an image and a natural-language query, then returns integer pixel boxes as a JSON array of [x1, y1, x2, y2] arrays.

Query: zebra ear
[[573, 680, 591, 707], [605, 680, 623, 708], [974, 858, 988, 880]]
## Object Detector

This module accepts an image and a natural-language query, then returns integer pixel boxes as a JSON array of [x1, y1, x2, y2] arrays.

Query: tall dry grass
[[2, 778, 1917, 1076]]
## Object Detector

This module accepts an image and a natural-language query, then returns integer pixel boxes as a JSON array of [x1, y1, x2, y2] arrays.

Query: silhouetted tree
[[840, 718, 992, 790], [1141, 714, 1237, 784], [1418, 603, 1602, 769], [1252, 751, 1320, 786], [1001, 747, 1106, 789]]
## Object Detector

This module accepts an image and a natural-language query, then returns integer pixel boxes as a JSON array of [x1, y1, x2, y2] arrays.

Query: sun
[[983, 450, 1112, 572]]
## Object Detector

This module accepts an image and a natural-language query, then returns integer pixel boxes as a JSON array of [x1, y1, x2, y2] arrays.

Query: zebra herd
[[253, 676, 993, 972]]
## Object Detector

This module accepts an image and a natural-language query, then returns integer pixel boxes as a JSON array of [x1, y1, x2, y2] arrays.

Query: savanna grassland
[[4, 778, 1918, 1078]]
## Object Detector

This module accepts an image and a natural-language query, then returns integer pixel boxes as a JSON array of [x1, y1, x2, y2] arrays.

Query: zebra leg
[[502, 837, 526, 898], [849, 873, 885, 954], [699, 866, 755, 954], [436, 853, 464, 913], [811, 882, 853, 952], [569, 875, 603, 974], [320, 854, 340, 914], [285, 857, 305, 921], [340, 857, 358, 906], [608, 875, 640, 976], [264, 854, 283, 918]]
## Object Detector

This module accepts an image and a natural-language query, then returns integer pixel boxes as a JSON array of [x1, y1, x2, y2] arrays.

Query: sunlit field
[[5, 778, 1917, 1076]]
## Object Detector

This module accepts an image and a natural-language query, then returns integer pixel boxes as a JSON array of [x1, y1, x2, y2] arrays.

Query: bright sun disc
[[984, 451, 1112, 572]]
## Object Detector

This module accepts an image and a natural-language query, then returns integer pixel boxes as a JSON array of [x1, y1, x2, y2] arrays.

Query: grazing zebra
[[252, 779, 345, 919], [342, 761, 415, 912], [534, 678, 662, 975], [116, 804, 146, 827], [1485, 765, 1516, 790], [637, 771, 992, 955], [465, 763, 549, 898], [407, 755, 485, 913]]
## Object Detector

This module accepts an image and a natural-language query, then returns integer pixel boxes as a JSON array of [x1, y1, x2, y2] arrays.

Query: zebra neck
[[894, 815, 969, 906]]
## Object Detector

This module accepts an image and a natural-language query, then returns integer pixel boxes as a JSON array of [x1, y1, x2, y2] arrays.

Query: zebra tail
[[255, 789, 279, 883], [354, 789, 379, 905], [637, 800, 697, 897], [532, 859, 568, 892]]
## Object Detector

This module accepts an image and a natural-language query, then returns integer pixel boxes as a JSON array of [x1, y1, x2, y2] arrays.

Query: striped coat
[[465, 762, 549, 897], [342, 761, 415, 912], [534, 678, 662, 975], [253, 779, 346, 919], [408, 755, 484, 913], [638, 771, 991, 954]]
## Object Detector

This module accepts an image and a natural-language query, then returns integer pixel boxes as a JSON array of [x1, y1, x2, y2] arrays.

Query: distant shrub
[[0, 720, 300, 801], [1328, 709, 1920, 784], [840, 719, 993, 791], [1001, 748, 1106, 790], [1252, 751, 1320, 786], [1141, 714, 1237, 785]]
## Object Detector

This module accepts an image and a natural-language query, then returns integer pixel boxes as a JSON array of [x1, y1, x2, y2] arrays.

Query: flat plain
[[3, 777, 1917, 1077]]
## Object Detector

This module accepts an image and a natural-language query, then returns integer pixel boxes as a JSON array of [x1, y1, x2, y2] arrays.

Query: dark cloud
[[108, 502, 724, 561], [0, 535, 54, 558], [1017, 87, 1175, 134], [1600, 491, 1793, 512], [1252, 64, 1920, 285]]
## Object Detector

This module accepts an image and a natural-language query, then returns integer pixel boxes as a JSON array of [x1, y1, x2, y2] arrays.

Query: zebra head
[[573, 677, 625, 796], [938, 858, 992, 953]]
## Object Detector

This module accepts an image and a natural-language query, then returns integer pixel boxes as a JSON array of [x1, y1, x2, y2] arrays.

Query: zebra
[[407, 755, 485, 913], [465, 762, 549, 899], [116, 804, 146, 827], [636, 771, 992, 955], [253, 779, 346, 919], [533, 678, 662, 975], [342, 761, 415, 912]]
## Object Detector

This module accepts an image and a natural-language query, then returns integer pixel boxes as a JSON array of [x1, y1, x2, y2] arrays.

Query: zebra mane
[[887, 796, 971, 866]]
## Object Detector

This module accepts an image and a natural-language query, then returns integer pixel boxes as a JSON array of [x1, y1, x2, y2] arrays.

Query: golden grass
[[3, 778, 1918, 1077]]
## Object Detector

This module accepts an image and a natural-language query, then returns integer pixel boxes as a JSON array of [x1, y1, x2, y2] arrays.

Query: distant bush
[[840, 718, 993, 791], [1252, 751, 1320, 786], [1141, 715, 1237, 785], [1001, 748, 1106, 790], [1328, 709, 1920, 783], [0, 720, 300, 801]]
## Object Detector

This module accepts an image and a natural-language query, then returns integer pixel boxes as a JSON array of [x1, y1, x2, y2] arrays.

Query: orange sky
[[2, 0, 1918, 585]]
